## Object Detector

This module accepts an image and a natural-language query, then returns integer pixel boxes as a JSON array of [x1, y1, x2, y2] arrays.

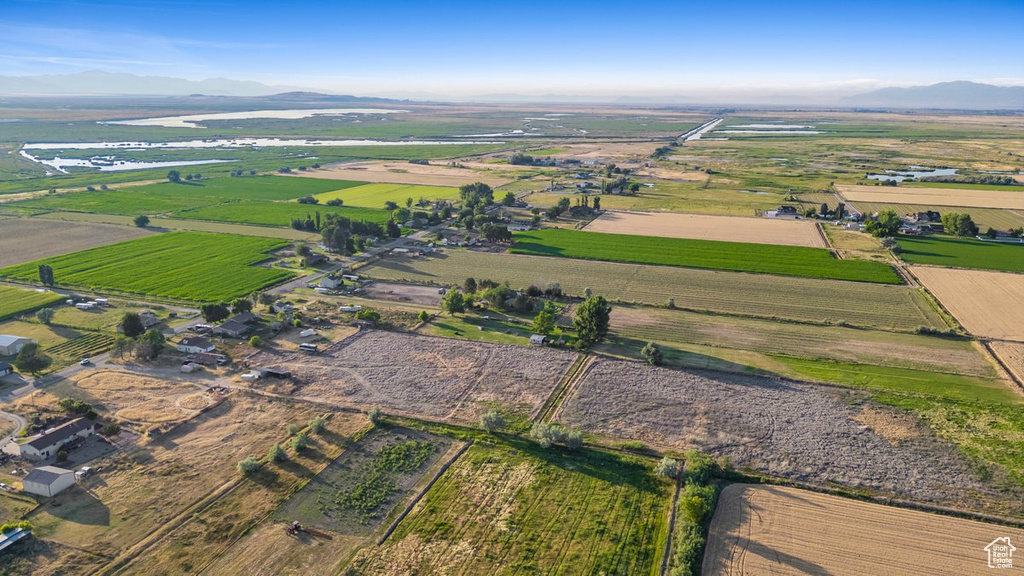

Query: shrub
[[248, 335, 263, 348], [237, 457, 261, 476], [683, 450, 717, 484], [100, 422, 121, 436], [367, 405, 382, 426], [564, 429, 583, 451], [0, 521, 31, 534], [35, 307, 55, 325], [308, 416, 326, 434], [655, 457, 679, 478], [268, 443, 286, 462], [480, 411, 506, 434], [291, 432, 309, 452], [286, 423, 299, 435], [418, 310, 431, 323], [56, 449, 68, 463], [641, 341, 663, 366]]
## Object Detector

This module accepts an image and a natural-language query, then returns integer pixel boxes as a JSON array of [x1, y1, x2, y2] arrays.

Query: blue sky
[[2, 0, 1022, 97]]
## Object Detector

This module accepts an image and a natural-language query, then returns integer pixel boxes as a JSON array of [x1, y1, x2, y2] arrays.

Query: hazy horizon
[[2, 0, 1022, 101]]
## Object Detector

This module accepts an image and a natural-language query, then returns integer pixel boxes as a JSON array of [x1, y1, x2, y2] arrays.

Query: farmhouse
[[0, 335, 33, 356], [304, 253, 328, 266], [21, 466, 76, 497], [193, 352, 228, 366], [139, 311, 160, 329], [8, 418, 96, 460], [177, 337, 216, 354], [229, 312, 261, 325], [0, 362, 13, 377], [214, 319, 250, 338]]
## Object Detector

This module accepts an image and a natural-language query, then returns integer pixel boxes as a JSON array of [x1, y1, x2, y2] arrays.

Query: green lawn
[[898, 234, 1024, 272], [13, 175, 360, 216], [510, 229, 901, 284], [0, 286, 63, 321], [172, 200, 392, 228], [0, 231, 293, 301], [313, 183, 459, 209]]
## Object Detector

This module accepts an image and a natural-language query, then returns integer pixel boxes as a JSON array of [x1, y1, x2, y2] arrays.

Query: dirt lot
[[704, 484, 1024, 575], [294, 160, 510, 187], [72, 369, 216, 425], [0, 217, 153, 267], [243, 330, 576, 423], [912, 266, 1024, 341], [583, 211, 826, 248], [556, 359, 984, 505], [361, 282, 443, 307], [838, 184, 1024, 210]]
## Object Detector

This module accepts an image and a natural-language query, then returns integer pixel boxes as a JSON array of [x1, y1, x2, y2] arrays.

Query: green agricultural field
[[0, 231, 293, 301], [348, 438, 673, 575], [529, 180, 786, 216], [313, 183, 459, 208], [12, 176, 359, 216], [511, 229, 901, 284], [172, 200, 391, 228], [360, 250, 946, 330], [0, 286, 63, 321], [898, 234, 1024, 272]]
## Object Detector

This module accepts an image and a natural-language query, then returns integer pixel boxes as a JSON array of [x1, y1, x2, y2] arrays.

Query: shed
[[320, 276, 344, 290], [22, 466, 75, 497], [0, 362, 12, 378], [0, 335, 33, 356], [299, 329, 317, 338], [139, 311, 160, 328], [529, 334, 548, 346]]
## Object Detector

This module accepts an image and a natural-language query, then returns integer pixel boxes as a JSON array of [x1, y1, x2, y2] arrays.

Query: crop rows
[[0, 286, 63, 320], [0, 231, 293, 302], [510, 229, 900, 283], [48, 333, 115, 358], [899, 235, 1024, 273], [173, 200, 391, 227], [348, 440, 672, 575], [361, 250, 946, 330]]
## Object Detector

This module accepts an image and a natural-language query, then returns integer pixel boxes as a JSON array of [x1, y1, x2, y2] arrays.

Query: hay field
[[295, 160, 510, 187], [0, 217, 152, 267], [244, 331, 576, 423], [583, 211, 826, 248], [838, 184, 1024, 210], [361, 250, 946, 330], [989, 341, 1024, 384], [912, 266, 1024, 341], [704, 484, 1024, 576]]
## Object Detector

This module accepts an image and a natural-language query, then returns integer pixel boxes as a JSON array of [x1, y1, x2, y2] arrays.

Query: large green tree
[[441, 289, 466, 315], [865, 209, 902, 237], [14, 343, 50, 375], [573, 295, 611, 347], [120, 312, 145, 338]]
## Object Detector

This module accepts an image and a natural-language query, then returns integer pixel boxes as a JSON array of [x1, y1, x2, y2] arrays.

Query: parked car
[[79, 358, 91, 366]]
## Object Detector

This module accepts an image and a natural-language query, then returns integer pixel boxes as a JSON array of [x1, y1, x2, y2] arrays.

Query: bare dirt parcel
[[584, 211, 827, 248], [0, 217, 153, 267], [912, 265, 1024, 341], [703, 484, 1024, 576]]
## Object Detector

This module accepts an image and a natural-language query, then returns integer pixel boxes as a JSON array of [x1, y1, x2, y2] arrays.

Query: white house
[[22, 466, 76, 497], [6, 418, 96, 460], [320, 276, 344, 290], [177, 337, 216, 354], [0, 335, 33, 356]]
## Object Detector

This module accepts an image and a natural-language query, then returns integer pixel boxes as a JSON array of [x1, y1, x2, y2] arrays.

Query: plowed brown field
[[704, 484, 1024, 576], [912, 266, 1024, 341], [583, 211, 826, 247]]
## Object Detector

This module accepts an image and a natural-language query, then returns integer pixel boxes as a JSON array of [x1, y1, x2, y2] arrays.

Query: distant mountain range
[[841, 81, 1024, 109], [0, 71, 303, 96], [1, 73, 1021, 110]]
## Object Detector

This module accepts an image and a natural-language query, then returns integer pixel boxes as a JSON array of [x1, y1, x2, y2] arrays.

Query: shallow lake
[[867, 168, 958, 182], [102, 108, 408, 128]]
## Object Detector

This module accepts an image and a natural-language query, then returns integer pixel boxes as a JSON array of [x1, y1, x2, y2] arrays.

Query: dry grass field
[[912, 266, 1024, 341], [704, 484, 1024, 576], [294, 160, 510, 187], [583, 211, 826, 247], [838, 184, 1024, 210], [243, 330, 576, 424], [0, 217, 153, 267], [72, 369, 214, 425], [989, 341, 1024, 384], [556, 359, 983, 504]]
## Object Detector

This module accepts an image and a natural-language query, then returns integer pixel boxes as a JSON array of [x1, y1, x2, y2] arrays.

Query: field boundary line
[[659, 473, 683, 576], [904, 266, 967, 332], [813, 222, 831, 251], [376, 438, 473, 546], [981, 340, 1024, 396], [536, 353, 590, 422]]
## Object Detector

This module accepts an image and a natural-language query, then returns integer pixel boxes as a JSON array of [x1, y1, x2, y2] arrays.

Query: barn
[[0, 335, 33, 356], [22, 466, 76, 497]]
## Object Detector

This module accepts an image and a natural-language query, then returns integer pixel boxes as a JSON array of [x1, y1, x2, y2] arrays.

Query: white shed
[[0, 335, 33, 356], [22, 466, 76, 497]]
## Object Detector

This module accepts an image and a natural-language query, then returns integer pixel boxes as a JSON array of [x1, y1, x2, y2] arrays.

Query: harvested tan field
[[0, 217, 152, 267], [296, 160, 510, 187], [557, 359, 984, 504], [583, 211, 826, 248], [838, 184, 1024, 210], [635, 165, 711, 181], [72, 369, 212, 424], [243, 330, 576, 423], [704, 484, 1024, 576], [912, 266, 1024, 341], [988, 341, 1024, 385]]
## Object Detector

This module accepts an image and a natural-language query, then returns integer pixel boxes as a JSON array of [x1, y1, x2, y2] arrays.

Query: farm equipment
[[284, 521, 333, 540]]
